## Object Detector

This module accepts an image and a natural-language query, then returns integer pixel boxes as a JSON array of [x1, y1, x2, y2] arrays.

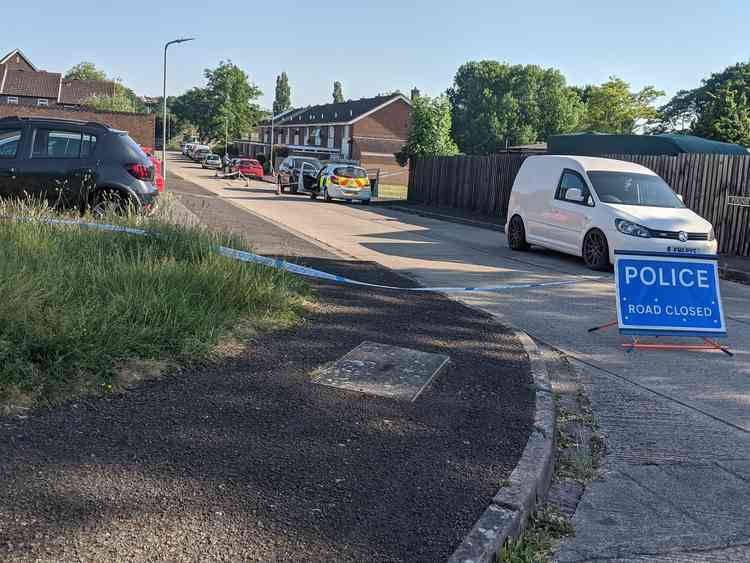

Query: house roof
[[260, 93, 410, 127], [0, 49, 38, 71], [0, 69, 61, 98], [60, 79, 116, 104]]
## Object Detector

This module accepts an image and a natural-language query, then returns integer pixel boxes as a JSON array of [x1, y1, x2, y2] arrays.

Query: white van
[[505, 155, 717, 270], [190, 144, 210, 161]]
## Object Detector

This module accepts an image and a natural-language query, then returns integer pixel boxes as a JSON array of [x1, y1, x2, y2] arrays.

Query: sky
[[2, 0, 749, 110]]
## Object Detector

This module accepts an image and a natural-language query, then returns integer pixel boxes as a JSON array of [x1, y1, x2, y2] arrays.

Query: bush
[[0, 199, 308, 410]]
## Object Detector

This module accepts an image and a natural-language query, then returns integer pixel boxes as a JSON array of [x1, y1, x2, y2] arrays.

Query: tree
[[579, 77, 663, 134], [447, 61, 584, 154], [333, 81, 344, 103], [81, 83, 142, 113], [64, 62, 107, 81], [273, 72, 291, 115], [396, 95, 458, 165], [658, 61, 750, 145]]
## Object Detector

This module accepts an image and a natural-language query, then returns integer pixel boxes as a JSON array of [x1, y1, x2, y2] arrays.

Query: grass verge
[[377, 184, 408, 200], [0, 198, 308, 412]]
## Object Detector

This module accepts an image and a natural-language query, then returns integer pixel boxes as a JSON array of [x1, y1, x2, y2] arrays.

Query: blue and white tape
[[7, 216, 597, 294]]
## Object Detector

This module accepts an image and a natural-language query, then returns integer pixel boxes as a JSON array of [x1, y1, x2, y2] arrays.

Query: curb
[[383, 204, 505, 232], [447, 330, 556, 563]]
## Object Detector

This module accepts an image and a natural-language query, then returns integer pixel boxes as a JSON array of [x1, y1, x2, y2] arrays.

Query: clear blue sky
[[3, 0, 748, 109]]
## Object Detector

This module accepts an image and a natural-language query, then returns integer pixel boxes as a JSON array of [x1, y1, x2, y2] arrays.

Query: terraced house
[[0, 49, 155, 145], [238, 92, 413, 185]]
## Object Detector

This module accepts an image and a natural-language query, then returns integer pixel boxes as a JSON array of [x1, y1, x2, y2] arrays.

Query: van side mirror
[[565, 188, 585, 203], [676, 194, 684, 202]]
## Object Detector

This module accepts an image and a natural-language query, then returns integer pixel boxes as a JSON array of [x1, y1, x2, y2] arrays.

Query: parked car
[[0, 116, 158, 214], [233, 158, 264, 179], [299, 162, 371, 204], [190, 145, 210, 161], [277, 156, 323, 193], [202, 154, 222, 170], [505, 155, 717, 270]]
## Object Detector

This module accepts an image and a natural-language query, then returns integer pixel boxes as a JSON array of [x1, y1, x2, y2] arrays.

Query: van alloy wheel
[[583, 229, 610, 271], [508, 215, 529, 251]]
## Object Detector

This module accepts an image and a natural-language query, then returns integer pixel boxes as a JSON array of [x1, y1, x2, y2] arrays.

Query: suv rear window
[[333, 166, 367, 178], [30, 129, 99, 159], [0, 129, 22, 158]]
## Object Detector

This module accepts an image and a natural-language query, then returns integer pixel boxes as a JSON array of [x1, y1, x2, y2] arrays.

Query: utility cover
[[312, 341, 449, 402]]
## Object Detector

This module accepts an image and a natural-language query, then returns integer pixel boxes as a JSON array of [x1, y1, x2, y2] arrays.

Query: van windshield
[[587, 171, 685, 208]]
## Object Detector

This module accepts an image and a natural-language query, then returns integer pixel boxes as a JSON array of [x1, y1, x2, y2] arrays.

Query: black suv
[[0, 116, 158, 214], [276, 156, 323, 194]]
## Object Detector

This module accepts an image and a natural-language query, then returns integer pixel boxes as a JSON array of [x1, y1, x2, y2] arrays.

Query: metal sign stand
[[588, 320, 733, 356], [590, 250, 732, 356]]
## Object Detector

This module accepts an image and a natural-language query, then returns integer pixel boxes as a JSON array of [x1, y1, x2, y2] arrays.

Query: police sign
[[614, 251, 726, 337]]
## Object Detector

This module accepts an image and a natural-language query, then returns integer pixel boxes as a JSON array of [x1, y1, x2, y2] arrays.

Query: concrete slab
[[311, 341, 449, 402]]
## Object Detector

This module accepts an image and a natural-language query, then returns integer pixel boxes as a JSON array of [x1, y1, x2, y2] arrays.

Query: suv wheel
[[582, 229, 611, 271], [91, 189, 133, 218], [508, 215, 530, 251]]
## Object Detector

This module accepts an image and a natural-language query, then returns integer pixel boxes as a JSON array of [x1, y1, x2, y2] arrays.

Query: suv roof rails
[[0, 115, 111, 130]]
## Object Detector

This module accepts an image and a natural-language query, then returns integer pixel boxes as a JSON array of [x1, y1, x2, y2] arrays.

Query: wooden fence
[[408, 153, 750, 256]]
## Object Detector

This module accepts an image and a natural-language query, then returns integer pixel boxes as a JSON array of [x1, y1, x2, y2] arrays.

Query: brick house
[[236, 93, 412, 185], [0, 48, 154, 145]]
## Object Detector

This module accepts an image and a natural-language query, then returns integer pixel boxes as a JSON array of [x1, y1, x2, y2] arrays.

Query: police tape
[[7, 216, 599, 294]]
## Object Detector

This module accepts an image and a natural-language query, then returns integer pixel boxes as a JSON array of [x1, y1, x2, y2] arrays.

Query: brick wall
[[352, 98, 410, 139], [0, 105, 156, 145]]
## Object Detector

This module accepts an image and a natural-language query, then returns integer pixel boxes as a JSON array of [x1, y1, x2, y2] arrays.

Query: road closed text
[[625, 303, 714, 317]]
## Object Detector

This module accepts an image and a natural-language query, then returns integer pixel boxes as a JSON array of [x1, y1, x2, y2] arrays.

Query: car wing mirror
[[565, 188, 585, 202], [676, 193, 684, 202]]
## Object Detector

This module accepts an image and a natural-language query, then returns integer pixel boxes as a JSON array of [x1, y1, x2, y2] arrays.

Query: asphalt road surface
[[169, 154, 750, 562]]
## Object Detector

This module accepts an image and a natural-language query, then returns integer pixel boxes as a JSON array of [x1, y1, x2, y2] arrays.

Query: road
[[170, 156, 750, 561]]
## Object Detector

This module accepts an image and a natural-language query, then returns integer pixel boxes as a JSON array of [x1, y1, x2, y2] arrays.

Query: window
[[310, 127, 321, 146], [81, 134, 97, 157], [32, 129, 83, 158], [556, 169, 592, 206], [37, 98, 49, 107], [7, 96, 18, 105], [587, 171, 684, 208], [333, 166, 367, 179], [0, 129, 22, 158]]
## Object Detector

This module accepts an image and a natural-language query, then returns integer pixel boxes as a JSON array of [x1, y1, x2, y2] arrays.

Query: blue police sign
[[614, 251, 726, 337]]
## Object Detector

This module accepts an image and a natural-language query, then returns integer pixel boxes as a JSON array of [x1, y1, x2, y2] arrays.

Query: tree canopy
[[578, 77, 663, 134], [273, 72, 291, 115], [658, 62, 750, 146], [396, 95, 458, 165], [447, 61, 584, 154], [171, 61, 263, 142], [333, 81, 344, 103], [64, 62, 107, 81]]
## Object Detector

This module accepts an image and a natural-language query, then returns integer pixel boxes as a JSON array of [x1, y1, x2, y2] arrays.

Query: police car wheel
[[583, 229, 610, 271], [361, 199, 370, 206]]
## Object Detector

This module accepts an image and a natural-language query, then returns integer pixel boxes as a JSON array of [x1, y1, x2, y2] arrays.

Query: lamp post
[[162, 37, 195, 187], [269, 113, 274, 175]]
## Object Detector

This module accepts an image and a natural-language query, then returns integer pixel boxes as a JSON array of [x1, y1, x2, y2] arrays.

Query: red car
[[233, 158, 264, 179], [141, 146, 164, 192]]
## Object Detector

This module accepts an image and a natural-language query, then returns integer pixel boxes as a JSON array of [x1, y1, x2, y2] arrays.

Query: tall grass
[[0, 198, 308, 409]]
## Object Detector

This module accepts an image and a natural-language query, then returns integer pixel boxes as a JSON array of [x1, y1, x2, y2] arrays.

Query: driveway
[[170, 155, 750, 561]]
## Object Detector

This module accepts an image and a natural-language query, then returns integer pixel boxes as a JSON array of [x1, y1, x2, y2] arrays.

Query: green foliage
[[64, 61, 107, 81], [273, 72, 292, 114], [396, 95, 458, 165], [172, 61, 263, 143], [81, 83, 143, 113], [579, 77, 663, 134], [0, 199, 306, 409], [448, 61, 584, 154], [333, 81, 344, 103], [658, 61, 750, 145]]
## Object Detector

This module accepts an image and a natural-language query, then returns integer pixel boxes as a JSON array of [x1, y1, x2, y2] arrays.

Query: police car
[[299, 161, 372, 204]]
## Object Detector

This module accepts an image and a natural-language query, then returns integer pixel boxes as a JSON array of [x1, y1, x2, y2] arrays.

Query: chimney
[[410, 87, 420, 101]]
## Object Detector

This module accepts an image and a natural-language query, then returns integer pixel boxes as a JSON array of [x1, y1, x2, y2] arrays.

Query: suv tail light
[[126, 163, 154, 181]]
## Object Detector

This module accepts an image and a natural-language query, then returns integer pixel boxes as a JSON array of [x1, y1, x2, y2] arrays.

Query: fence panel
[[408, 153, 750, 256]]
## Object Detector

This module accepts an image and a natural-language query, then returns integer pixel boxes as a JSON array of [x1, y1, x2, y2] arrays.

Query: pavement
[[0, 171, 535, 562], [167, 153, 750, 562]]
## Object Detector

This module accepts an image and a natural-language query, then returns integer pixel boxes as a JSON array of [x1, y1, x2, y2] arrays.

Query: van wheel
[[508, 215, 529, 251], [583, 229, 611, 271]]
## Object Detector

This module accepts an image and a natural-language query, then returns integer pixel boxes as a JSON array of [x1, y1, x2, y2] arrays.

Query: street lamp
[[162, 37, 195, 187]]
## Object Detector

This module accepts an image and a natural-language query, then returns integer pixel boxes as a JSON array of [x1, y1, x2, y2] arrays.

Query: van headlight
[[708, 227, 715, 241], [615, 218, 652, 238]]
